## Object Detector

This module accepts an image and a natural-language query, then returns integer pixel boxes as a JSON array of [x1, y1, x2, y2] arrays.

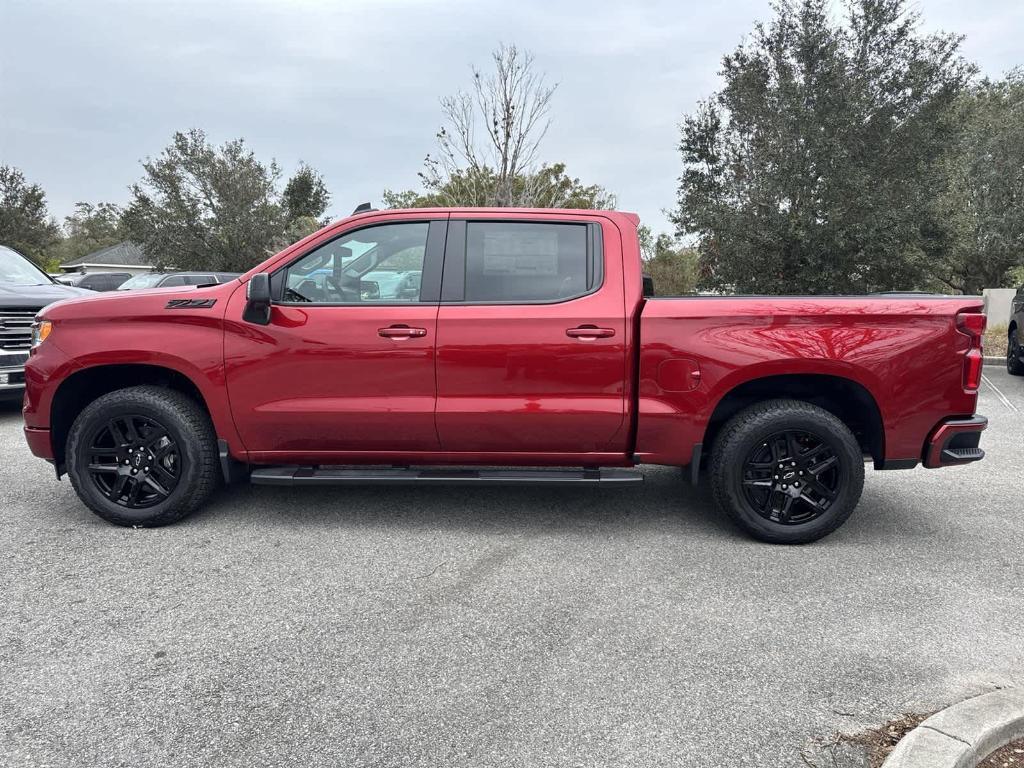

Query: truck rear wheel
[[709, 399, 865, 544], [66, 386, 219, 527], [1008, 327, 1024, 376]]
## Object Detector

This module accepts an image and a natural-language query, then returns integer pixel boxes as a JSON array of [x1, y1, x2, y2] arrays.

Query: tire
[[1007, 327, 1024, 376], [66, 386, 219, 527], [709, 399, 865, 544]]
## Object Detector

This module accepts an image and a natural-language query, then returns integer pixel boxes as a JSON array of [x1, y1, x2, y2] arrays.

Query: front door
[[434, 214, 628, 456], [225, 217, 446, 458]]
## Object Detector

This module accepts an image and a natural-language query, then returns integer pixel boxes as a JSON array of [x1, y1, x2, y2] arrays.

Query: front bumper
[[0, 351, 29, 397], [24, 426, 54, 460], [923, 415, 987, 468]]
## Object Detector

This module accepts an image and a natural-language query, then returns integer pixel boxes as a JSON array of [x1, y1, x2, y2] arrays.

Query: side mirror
[[642, 274, 655, 298], [243, 273, 272, 325]]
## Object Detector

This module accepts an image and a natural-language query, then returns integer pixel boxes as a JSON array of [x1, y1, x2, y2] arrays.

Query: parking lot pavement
[[2, 372, 1022, 768]]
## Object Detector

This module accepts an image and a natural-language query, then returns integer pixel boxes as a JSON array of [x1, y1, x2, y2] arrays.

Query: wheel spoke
[[124, 417, 140, 443], [809, 455, 838, 476], [88, 463, 120, 474], [107, 419, 128, 447], [143, 474, 170, 498], [126, 478, 143, 505], [778, 494, 795, 522], [151, 464, 177, 486], [785, 432, 799, 463], [108, 474, 128, 501], [805, 476, 837, 501]]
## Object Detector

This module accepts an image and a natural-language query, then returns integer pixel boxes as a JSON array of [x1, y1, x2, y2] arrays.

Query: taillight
[[956, 311, 985, 391]]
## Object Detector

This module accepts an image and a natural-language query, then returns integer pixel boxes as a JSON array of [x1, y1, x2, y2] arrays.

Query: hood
[[0, 281, 92, 309]]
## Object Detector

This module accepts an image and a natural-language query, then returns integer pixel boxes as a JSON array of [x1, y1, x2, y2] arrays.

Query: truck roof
[[347, 207, 641, 226]]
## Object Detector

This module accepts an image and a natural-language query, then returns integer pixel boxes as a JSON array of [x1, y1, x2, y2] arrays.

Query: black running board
[[250, 466, 643, 487]]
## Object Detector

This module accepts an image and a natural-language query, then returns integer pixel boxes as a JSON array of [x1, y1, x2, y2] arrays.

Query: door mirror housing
[[243, 273, 272, 325]]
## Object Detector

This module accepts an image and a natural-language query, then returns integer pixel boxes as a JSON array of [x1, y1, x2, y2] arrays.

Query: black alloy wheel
[[739, 429, 841, 525], [66, 386, 219, 527], [1008, 329, 1024, 376], [86, 415, 181, 508]]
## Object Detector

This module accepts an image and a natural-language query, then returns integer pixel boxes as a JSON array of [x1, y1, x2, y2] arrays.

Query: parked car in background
[[1008, 283, 1024, 375], [55, 272, 132, 291], [0, 245, 91, 400], [117, 272, 241, 290], [23, 207, 988, 544]]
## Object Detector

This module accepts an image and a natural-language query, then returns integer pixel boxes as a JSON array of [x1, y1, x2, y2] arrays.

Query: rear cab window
[[444, 220, 603, 304]]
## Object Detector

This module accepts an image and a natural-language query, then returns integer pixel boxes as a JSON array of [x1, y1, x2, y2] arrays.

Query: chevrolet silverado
[[22, 207, 988, 543]]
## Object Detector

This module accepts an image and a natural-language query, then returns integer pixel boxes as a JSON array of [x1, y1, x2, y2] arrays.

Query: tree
[[673, 0, 974, 294], [933, 72, 1024, 293], [0, 165, 60, 265], [386, 44, 614, 209], [46, 202, 126, 267], [384, 162, 614, 210], [121, 129, 296, 272], [638, 225, 700, 295], [282, 163, 331, 222]]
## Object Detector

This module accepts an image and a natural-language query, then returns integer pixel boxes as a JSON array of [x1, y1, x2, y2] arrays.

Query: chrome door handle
[[566, 325, 615, 340], [379, 325, 427, 339]]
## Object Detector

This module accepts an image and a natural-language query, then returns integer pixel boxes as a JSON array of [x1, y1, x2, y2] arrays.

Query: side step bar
[[250, 466, 644, 487]]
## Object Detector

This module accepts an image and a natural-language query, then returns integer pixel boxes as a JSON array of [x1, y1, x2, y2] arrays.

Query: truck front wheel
[[66, 386, 219, 527], [709, 399, 865, 544]]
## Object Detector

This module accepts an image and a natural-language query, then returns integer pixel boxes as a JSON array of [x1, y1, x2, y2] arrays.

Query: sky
[[2, 0, 1023, 238]]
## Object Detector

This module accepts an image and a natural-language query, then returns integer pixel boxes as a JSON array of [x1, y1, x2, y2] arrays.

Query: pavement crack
[[921, 723, 973, 746]]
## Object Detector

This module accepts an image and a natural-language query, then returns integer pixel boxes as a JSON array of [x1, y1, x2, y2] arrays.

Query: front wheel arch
[[50, 364, 215, 472]]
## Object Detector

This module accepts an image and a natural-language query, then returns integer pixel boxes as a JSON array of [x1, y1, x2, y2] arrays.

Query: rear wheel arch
[[701, 373, 885, 466], [50, 364, 217, 470]]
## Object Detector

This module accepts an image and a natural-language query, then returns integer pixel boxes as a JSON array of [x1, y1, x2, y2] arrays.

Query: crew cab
[[22, 208, 988, 543]]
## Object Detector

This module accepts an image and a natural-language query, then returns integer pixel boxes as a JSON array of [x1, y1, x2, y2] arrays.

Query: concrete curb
[[882, 688, 1024, 768], [983, 356, 1007, 363]]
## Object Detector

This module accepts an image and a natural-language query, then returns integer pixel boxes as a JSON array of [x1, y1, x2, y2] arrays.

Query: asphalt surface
[[2, 369, 1022, 768]]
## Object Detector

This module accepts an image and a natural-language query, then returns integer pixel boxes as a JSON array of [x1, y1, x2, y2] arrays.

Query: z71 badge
[[165, 298, 217, 309]]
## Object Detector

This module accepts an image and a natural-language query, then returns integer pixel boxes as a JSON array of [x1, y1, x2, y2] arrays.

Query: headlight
[[31, 320, 52, 348]]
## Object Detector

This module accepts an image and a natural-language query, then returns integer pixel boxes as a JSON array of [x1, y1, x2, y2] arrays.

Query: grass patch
[[986, 323, 1009, 357]]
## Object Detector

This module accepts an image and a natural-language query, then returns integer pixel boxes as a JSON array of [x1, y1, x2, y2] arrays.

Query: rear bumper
[[24, 426, 54, 460], [923, 415, 987, 468]]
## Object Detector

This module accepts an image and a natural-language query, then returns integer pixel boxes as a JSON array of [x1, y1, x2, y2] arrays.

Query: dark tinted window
[[160, 275, 188, 287], [464, 222, 595, 302]]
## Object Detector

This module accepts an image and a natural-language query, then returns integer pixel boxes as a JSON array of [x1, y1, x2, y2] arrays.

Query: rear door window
[[461, 222, 598, 303]]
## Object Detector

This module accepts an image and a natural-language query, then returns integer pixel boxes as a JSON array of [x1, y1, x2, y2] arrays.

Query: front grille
[[0, 308, 37, 351]]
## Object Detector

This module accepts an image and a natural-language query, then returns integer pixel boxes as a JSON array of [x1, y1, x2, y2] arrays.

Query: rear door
[[434, 213, 628, 455]]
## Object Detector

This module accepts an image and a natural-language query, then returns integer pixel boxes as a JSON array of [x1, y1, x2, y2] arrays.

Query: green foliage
[[384, 163, 614, 210], [674, 0, 974, 294], [121, 129, 327, 272], [0, 165, 60, 265], [933, 71, 1024, 293], [638, 225, 700, 295], [283, 163, 331, 222], [45, 202, 126, 266]]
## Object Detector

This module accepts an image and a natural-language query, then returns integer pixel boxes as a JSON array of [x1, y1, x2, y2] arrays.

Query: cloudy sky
[[2, 0, 1022, 236]]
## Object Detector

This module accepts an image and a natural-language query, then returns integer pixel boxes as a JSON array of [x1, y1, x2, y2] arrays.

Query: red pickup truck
[[22, 207, 988, 543]]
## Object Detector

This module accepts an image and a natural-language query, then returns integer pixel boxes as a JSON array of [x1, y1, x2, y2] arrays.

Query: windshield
[[118, 273, 167, 290], [0, 245, 54, 286]]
